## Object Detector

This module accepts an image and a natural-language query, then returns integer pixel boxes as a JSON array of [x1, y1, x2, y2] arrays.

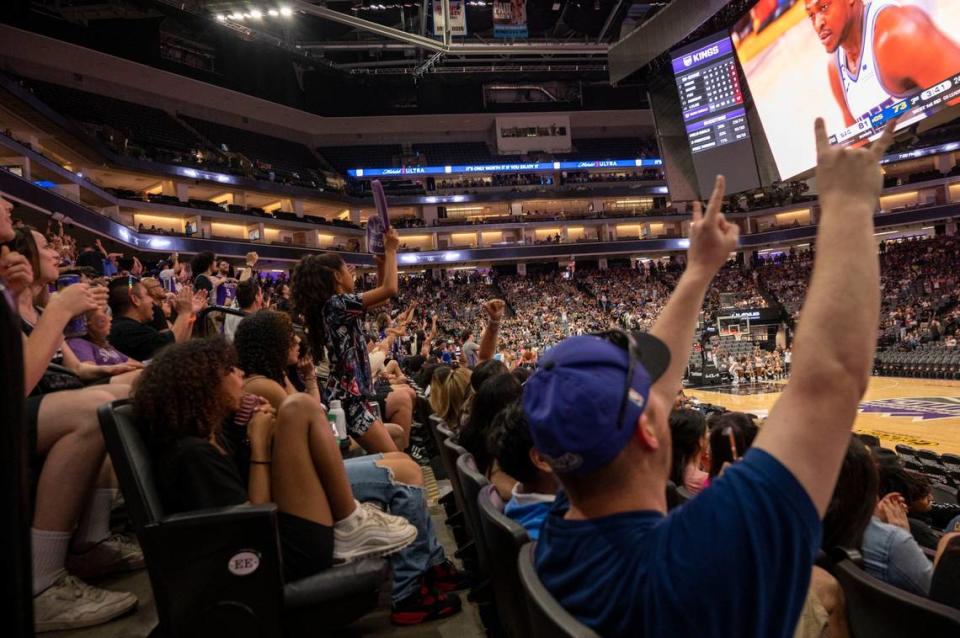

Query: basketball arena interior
[[3, 1, 960, 636]]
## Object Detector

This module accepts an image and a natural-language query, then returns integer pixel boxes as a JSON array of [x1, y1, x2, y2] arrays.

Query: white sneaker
[[34, 571, 138, 633], [333, 502, 417, 563], [66, 533, 145, 580]]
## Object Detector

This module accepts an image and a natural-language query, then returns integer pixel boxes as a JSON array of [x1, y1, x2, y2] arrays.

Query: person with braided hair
[[291, 229, 402, 453]]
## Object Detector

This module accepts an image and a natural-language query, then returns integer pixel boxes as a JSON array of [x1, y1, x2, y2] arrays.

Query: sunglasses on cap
[[592, 329, 644, 431]]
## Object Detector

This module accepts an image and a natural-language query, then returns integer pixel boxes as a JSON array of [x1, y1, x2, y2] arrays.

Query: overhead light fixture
[[268, 9, 279, 16], [215, 14, 226, 21], [280, 6, 293, 16], [249, 9, 263, 18]]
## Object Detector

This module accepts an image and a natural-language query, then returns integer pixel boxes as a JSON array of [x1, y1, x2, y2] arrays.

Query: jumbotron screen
[[733, 0, 960, 179]]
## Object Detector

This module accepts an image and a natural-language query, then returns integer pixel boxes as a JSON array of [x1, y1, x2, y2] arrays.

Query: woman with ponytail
[[292, 229, 401, 453]]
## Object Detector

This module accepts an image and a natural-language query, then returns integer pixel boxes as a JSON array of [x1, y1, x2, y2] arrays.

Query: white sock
[[73, 488, 117, 548], [32, 528, 72, 595], [334, 500, 362, 527]]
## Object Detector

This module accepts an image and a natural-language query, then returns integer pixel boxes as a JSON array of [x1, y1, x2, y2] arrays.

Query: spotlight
[[215, 14, 226, 21], [234, 13, 245, 20], [280, 6, 293, 16], [268, 9, 279, 16], [250, 9, 262, 18]]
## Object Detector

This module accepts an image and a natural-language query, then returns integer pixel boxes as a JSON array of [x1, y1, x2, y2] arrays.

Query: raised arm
[[361, 228, 399, 309], [478, 299, 505, 362], [649, 176, 738, 406], [753, 119, 894, 517], [22, 283, 106, 394], [170, 286, 206, 344], [420, 314, 438, 358]]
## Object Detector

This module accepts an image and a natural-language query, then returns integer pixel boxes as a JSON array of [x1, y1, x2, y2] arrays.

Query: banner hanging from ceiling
[[493, 0, 528, 39], [433, 0, 468, 37]]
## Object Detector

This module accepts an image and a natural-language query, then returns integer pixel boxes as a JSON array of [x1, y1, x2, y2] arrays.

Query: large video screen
[[733, 0, 960, 179]]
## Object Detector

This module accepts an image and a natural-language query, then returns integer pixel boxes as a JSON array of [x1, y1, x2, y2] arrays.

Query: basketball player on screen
[[806, 0, 960, 127]]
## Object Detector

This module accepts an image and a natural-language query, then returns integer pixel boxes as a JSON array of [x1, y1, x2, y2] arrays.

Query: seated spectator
[[1, 209, 140, 632], [139, 276, 172, 332], [232, 310, 465, 624], [487, 398, 557, 540], [668, 408, 709, 495], [135, 338, 421, 581], [11, 227, 140, 385], [526, 123, 896, 637], [107, 277, 205, 361], [706, 411, 759, 482], [67, 308, 141, 368], [223, 278, 263, 341], [877, 461, 943, 549], [428, 366, 471, 428], [823, 438, 938, 596], [458, 372, 522, 501]]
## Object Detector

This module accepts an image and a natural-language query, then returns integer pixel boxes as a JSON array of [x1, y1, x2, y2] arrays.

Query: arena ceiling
[[2, 1, 758, 114]]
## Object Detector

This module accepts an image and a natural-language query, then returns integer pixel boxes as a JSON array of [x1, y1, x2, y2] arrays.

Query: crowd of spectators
[[754, 236, 960, 352], [4, 113, 960, 638]]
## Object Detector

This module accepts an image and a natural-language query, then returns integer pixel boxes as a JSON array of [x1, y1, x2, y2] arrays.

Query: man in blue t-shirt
[[523, 119, 895, 638]]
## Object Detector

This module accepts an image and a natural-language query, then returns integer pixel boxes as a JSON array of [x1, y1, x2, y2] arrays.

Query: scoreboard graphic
[[830, 72, 960, 146], [672, 34, 751, 155]]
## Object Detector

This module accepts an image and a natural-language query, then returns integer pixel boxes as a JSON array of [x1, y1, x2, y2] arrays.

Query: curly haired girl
[[291, 229, 400, 453], [134, 337, 418, 579]]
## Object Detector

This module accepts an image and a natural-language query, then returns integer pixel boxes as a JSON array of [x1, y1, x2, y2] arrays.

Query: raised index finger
[[704, 175, 726, 221], [814, 117, 830, 158]]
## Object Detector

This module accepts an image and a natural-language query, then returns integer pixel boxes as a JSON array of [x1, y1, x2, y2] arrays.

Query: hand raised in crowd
[[815, 117, 895, 212], [383, 228, 400, 253], [0, 245, 34, 295], [175, 285, 207, 315], [483, 298, 506, 322], [132, 256, 144, 276], [688, 175, 739, 276], [49, 282, 107, 318]]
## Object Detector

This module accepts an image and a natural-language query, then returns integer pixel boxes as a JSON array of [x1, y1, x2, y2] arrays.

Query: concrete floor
[[46, 504, 486, 638]]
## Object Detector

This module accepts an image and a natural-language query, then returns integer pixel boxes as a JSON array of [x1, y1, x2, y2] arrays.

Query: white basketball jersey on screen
[[836, 0, 902, 121]]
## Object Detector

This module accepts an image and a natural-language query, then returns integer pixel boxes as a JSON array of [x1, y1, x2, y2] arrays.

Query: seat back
[[931, 482, 959, 505], [441, 436, 469, 522], [99, 401, 287, 637], [517, 543, 600, 638], [931, 535, 960, 612], [478, 485, 531, 638], [830, 549, 960, 637], [98, 400, 166, 529], [455, 452, 490, 566]]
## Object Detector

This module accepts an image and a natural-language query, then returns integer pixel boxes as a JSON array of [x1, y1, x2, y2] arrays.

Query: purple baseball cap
[[523, 332, 670, 476]]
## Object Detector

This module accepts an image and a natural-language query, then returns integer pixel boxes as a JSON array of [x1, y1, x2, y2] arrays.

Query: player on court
[[806, 0, 960, 127]]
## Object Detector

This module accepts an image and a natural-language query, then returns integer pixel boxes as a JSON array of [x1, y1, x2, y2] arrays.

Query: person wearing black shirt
[[191, 251, 219, 299], [135, 338, 418, 583], [108, 279, 204, 362]]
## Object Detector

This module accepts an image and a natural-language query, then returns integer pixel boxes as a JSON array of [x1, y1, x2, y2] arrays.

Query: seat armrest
[[159, 503, 277, 527], [284, 558, 387, 609]]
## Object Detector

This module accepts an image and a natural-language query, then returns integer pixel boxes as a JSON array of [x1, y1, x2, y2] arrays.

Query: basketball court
[[688, 376, 960, 454]]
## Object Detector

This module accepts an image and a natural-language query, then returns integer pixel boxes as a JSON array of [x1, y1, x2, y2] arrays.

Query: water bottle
[[56, 274, 87, 338], [328, 400, 347, 441]]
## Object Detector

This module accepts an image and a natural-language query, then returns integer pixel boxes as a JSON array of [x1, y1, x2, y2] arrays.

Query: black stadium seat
[[478, 484, 531, 638], [98, 400, 385, 637], [456, 453, 492, 571], [517, 543, 600, 638], [827, 548, 960, 637]]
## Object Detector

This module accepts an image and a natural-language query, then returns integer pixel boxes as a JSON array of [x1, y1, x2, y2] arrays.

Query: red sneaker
[[390, 582, 462, 626], [428, 559, 472, 592]]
